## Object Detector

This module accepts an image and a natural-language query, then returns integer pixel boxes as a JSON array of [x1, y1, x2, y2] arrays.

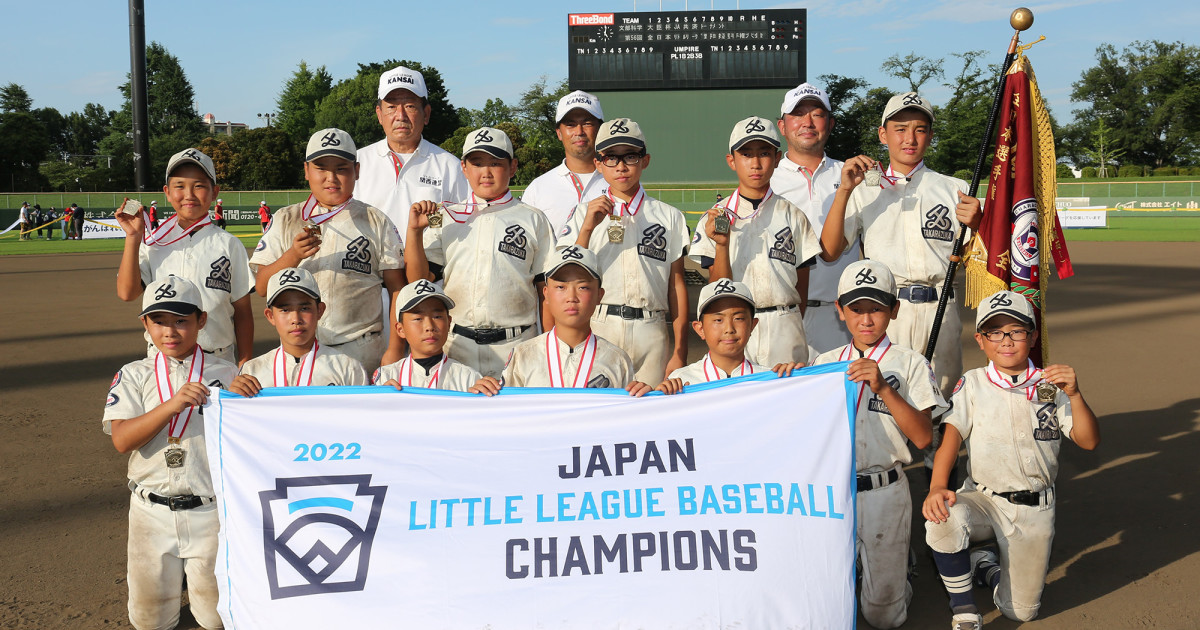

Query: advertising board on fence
[[205, 367, 858, 629], [1056, 208, 1108, 228]]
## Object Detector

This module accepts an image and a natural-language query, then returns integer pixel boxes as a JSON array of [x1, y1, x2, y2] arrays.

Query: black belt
[[453, 324, 530, 345], [758, 304, 799, 314], [147, 492, 208, 511], [995, 490, 1042, 507], [898, 285, 953, 304], [806, 300, 830, 307], [603, 305, 655, 320], [856, 466, 901, 492]]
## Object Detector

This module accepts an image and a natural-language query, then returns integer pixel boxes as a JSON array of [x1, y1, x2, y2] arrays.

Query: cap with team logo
[[976, 290, 1037, 330], [881, 92, 936, 126], [306, 128, 357, 163], [140, 275, 204, 318], [165, 148, 216, 184], [394, 279, 455, 318], [265, 267, 321, 307], [377, 65, 428, 100], [596, 118, 646, 153], [837, 260, 898, 308], [544, 245, 602, 281], [555, 90, 604, 123], [462, 127, 514, 160], [697, 279, 756, 316], [780, 82, 832, 115], [729, 116, 782, 153]]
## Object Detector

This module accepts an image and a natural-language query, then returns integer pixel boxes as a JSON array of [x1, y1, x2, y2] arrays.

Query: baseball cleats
[[970, 547, 1000, 589], [951, 611, 983, 629]]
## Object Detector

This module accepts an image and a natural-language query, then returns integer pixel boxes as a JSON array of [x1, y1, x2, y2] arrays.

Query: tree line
[[1, 39, 1197, 193]]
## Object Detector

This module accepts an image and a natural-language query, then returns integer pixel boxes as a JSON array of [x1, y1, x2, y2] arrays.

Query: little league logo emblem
[[1010, 198, 1040, 282], [260, 475, 388, 599]]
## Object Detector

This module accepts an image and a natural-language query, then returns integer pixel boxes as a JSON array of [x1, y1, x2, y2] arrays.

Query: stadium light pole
[[128, 0, 150, 193]]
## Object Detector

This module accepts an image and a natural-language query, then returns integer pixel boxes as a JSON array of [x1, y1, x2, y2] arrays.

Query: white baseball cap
[[462, 127, 514, 160], [780, 82, 832, 115], [544, 245, 602, 281], [976, 290, 1037, 330], [378, 66, 428, 100], [265, 268, 321, 307], [837, 260, 898, 308], [306, 128, 357, 163], [140, 275, 203, 318], [216, 198, 222, 203], [697, 279, 756, 316], [881, 92, 936, 126], [165, 148, 217, 184], [555, 90, 604, 123], [729, 116, 782, 153], [150, 200, 157, 205], [393, 279, 455, 319], [596, 118, 647, 153]]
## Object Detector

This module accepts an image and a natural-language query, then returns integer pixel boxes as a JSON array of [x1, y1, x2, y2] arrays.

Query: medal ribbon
[[985, 359, 1043, 401], [273, 342, 319, 387], [299, 194, 350, 226], [142, 211, 212, 246], [154, 345, 204, 441], [719, 186, 773, 226], [568, 171, 585, 202], [880, 160, 925, 188], [838, 335, 893, 409], [606, 186, 645, 217], [545, 327, 598, 388], [397, 355, 447, 389], [441, 191, 514, 224], [700, 353, 754, 382], [390, 152, 404, 180]]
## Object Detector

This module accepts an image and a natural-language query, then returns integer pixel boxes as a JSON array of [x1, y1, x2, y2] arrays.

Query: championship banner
[[205, 366, 858, 628]]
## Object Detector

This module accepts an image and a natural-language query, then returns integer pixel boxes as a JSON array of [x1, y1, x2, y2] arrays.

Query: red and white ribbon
[[606, 186, 645, 218], [985, 358, 1043, 401], [546, 328, 598, 388], [390, 152, 404, 180], [154, 345, 204, 440], [441, 191, 514, 224], [568, 171, 585, 202], [395, 355, 447, 389], [701, 353, 754, 382], [878, 160, 925, 188], [718, 186, 773, 226], [143, 212, 211, 246], [299, 194, 351, 226], [273, 342, 319, 387], [838, 335, 893, 408]]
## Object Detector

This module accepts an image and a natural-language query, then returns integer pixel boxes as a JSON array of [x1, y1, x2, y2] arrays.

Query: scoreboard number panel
[[568, 10, 806, 91]]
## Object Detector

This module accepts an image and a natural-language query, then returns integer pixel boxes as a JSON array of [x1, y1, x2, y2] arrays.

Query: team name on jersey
[[342, 236, 374, 274], [498, 225, 529, 260], [205, 256, 233, 292], [768, 226, 797, 265], [636, 224, 669, 261], [419, 175, 443, 187], [866, 374, 902, 415], [921, 204, 955, 242], [1033, 402, 1060, 441]]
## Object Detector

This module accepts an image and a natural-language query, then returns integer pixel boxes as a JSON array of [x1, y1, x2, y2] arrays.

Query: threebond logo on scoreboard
[[569, 13, 614, 25], [259, 475, 388, 599]]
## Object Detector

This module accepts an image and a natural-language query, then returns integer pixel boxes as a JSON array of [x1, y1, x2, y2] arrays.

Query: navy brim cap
[[306, 148, 357, 163], [838, 287, 897, 308], [730, 134, 781, 152], [978, 309, 1036, 330], [595, 136, 646, 153], [140, 302, 201, 318], [397, 292, 455, 314]]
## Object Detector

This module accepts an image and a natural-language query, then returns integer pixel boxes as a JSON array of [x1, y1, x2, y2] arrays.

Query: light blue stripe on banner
[[288, 497, 354, 514], [212, 392, 236, 627]]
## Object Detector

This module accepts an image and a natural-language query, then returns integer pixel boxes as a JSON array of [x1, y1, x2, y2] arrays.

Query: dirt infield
[[1, 242, 1197, 628]]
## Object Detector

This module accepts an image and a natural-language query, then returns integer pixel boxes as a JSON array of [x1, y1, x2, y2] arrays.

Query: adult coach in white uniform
[[521, 90, 607, 236], [771, 83, 858, 356], [355, 65, 468, 236]]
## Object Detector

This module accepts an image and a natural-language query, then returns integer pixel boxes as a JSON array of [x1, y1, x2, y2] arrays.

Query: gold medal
[[713, 213, 731, 235], [165, 438, 186, 468], [607, 215, 624, 243], [1036, 381, 1057, 402], [427, 211, 443, 228]]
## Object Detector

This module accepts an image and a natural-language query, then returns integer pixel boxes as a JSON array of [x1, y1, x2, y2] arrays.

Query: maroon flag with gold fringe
[[964, 53, 1073, 364]]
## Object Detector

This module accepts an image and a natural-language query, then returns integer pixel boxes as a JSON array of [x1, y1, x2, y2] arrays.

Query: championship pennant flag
[[964, 51, 1074, 363], [205, 367, 858, 628]]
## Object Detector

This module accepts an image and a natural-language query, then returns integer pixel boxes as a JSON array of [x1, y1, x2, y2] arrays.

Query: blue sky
[[6, 0, 1198, 128]]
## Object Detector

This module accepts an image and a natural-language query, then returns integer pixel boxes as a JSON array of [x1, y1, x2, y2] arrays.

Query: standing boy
[[811, 260, 946, 629], [404, 126, 554, 378], [229, 268, 368, 396], [103, 276, 239, 630], [257, 201, 270, 233], [148, 201, 159, 231], [522, 90, 606, 235], [923, 291, 1099, 629], [116, 148, 255, 365], [558, 118, 690, 383], [213, 198, 226, 230], [374, 278, 482, 392], [691, 116, 822, 366], [250, 128, 406, 374], [18, 201, 30, 240]]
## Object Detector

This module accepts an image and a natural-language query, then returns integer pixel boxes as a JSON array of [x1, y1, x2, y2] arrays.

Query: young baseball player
[[691, 116, 822, 366], [115, 147, 255, 365], [257, 200, 270, 233], [405, 126, 554, 378], [810, 260, 946, 629], [521, 90, 606, 235], [103, 275, 239, 630], [18, 201, 30, 240], [818, 92, 982, 397], [557, 118, 690, 384], [250, 128, 406, 375], [213, 198, 226, 230], [373, 278, 483, 392], [229, 268, 368, 396], [148, 200, 160, 230], [471, 245, 650, 395], [923, 291, 1099, 629]]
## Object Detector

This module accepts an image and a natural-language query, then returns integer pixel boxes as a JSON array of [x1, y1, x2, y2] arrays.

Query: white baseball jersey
[[238, 344, 368, 388], [423, 196, 553, 329], [103, 353, 239, 497], [943, 365, 1076, 493], [812, 337, 948, 472], [557, 189, 690, 312], [138, 224, 253, 352], [843, 164, 968, 287], [373, 355, 481, 392], [355, 138, 468, 237], [668, 354, 769, 384], [689, 192, 821, 308], [521, 162, 606, 236], [503, 330, 635, 389], [250, 199, 403, 345]]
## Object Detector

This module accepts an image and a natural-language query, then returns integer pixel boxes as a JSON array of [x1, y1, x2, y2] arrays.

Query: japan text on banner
[[205, 366, 858, 629]]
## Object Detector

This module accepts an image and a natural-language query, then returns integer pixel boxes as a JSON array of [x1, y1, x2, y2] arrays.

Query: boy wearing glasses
[[557, 118, 690, 383], [923, 291, 1099, 629], [522, 91, 606, 236]]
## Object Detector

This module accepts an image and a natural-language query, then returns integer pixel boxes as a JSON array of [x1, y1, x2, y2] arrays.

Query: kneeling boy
[[374, 279, 482, 391]]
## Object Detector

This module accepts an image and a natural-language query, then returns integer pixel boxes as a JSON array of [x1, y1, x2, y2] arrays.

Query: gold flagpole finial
[[1010, 7, 1034, 31]]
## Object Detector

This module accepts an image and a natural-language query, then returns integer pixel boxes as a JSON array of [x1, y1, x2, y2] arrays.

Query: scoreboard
[[567, 9, 806, 91]]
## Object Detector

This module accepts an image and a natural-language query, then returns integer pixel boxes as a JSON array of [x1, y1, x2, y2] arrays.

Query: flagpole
[[923, 7, 1034, 363]]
